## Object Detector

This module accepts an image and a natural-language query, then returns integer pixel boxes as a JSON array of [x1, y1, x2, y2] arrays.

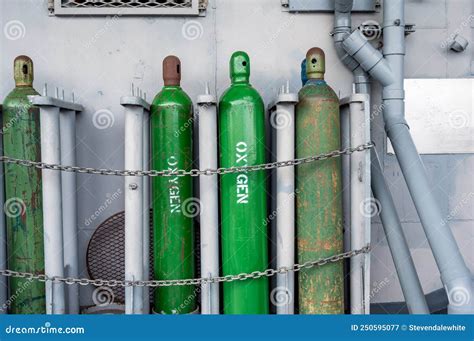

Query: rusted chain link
[[0, 245, 370, 288], [0, 142, 374, 177]]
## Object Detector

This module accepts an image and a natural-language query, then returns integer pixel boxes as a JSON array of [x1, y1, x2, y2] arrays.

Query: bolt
[[394, 19, 401, 26], [129, 183, 138, 190]]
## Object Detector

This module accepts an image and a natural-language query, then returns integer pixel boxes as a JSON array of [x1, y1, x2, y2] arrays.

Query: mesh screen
[[86, 210, 154, 304], [61, 0, 192, 8]]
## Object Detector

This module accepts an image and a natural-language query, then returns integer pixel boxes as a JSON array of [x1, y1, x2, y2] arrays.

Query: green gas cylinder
[[151, 56, 196, 314], [219, 51, 269, 314], [296, 48, 344, 314], [2, 56, 46, 314]]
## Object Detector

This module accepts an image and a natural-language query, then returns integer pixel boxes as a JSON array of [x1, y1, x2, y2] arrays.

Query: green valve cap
[[14, 55, 34, 87], [306, 47, 325, 80], [230, 51, 250, 84]]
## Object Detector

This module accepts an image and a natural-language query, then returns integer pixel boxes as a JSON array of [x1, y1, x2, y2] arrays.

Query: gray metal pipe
[[341, 0, 473, 314], [59, 108, 80, 314], [334, 0, 370, 93], [334, 0, 430, 314], [371, 149, 429, 314]]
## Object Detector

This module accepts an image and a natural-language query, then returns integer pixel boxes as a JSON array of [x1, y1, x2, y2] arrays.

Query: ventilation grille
[[52, 0, 203, 16], [86, 210, 154, 304], [61, 0, 192, 9]]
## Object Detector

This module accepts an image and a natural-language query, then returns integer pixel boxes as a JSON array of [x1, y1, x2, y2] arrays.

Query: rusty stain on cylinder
[[296, 48, 344, 314], [2, 56, 46, 314]]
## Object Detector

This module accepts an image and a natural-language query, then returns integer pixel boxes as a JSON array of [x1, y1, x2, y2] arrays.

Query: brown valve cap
[[163, 55, 181, 86]]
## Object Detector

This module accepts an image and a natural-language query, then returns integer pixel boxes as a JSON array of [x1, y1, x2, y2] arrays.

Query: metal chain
[[0, 143, 374, 177], [0, 245, 370, 288]]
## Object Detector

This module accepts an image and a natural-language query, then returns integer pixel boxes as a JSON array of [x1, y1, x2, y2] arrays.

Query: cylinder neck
[[14, 55, 34, 87], [306, 47, 326, 80], [230, 51, 250, 85]]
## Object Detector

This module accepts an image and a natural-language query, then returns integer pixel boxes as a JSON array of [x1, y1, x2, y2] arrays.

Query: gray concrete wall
[[1, 0, 473, 309]]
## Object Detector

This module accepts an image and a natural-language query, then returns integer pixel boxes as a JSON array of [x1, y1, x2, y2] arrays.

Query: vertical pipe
[[340, 103, 351, 251], [40, 106, 65, 314], [0, 107, 7, 314], [371, 149, 429, 314], [340, 99, 351, 314], [59, 108, 79, 314], [142, 108, 150, 314], [349, 97, 371, 314], [124, 105, 144, 314], [275, 87, 297, 315], [382, 0, 473, 314], [197, 86, 219, 314], [335, 0, 434, 314]]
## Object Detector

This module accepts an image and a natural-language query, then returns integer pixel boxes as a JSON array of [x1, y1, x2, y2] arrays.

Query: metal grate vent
[[86, 210, 154, 304], [51, 0, 204, 16]]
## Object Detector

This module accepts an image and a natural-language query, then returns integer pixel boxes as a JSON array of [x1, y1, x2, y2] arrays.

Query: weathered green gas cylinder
[[296, 48, 344, 314], [219, 51, 269, 314], [2, 56, 46, 314], [151, 56, 196, 314]]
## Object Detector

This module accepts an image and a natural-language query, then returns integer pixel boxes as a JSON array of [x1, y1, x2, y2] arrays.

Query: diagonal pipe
[[339, 0, 473, 314], [334, 0, 428, 314]]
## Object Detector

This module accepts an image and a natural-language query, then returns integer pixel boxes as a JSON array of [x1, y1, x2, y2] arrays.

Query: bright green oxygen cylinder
[[296, 48, 344, 314], [219, 51, 269, 314], [151, 56, 196, 314], [2, 56, 46, 314]]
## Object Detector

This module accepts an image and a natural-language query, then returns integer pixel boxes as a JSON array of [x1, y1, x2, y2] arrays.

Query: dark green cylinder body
[[296, 48, 344, 314], [151, 57, 196, 314], [219, 51, 269, 314], [2, 56, 45, 314]]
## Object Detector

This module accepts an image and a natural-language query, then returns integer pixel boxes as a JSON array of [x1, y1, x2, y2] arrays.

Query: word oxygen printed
[[235, 141, 249, 204], [167, 155, 182, 214]]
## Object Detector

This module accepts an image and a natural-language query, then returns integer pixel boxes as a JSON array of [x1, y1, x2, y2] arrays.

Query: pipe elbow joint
[[342, 29, 395, 87]]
